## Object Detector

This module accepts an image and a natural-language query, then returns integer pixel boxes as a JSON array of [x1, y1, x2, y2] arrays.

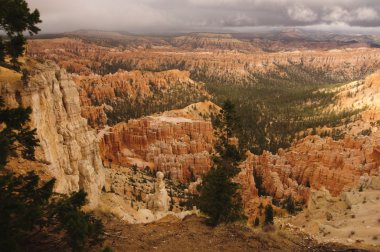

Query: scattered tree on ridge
[[197, 100, 246, 226], [283, 195, 296, 214], [264, 204, 274, 225]]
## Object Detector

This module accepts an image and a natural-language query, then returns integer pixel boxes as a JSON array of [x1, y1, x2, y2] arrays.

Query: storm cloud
[[27, 0, 380, 33]]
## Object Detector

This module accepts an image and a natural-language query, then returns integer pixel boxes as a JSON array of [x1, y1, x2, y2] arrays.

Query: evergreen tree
[[0, 96, 104, 251], [198, 100, 245, 226], [0, 0, 41, 68], [51, 190, 104, 251], [0, 2, 104, 249], [0, 97, 39, 168], [253, 171, 268, 197], [264, 204, 274, 225], [283, 195, 296, 214], [254, 217, 260, 227], [0, 172, 55, 250]]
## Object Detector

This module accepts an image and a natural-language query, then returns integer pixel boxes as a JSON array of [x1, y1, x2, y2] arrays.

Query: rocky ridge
[[72, 69, 208, 127], [170, 33, 259, 51], [28, 38, 380, 83]]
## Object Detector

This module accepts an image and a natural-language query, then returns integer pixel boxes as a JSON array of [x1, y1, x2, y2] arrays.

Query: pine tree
[[51, 190, 104, 251], [0, 37, 5, 62], [264, 204, 274, 225], [0, 97, 39, 168], [0, 0, 41, 68], [254, 217, 260, 227], [0, 95, 105, 251], [0, 172, 55, 250], [198, 100, 245, 226], [0, 2, 105, 249], [283, 195, 296, 214]]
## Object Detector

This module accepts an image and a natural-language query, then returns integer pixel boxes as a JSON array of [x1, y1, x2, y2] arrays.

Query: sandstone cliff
[[73, 69, 198, 103], [0, 61, 105, 207]]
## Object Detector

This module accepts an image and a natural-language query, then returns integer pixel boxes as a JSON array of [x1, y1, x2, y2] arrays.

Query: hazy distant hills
[[31, 29, 380, 51]]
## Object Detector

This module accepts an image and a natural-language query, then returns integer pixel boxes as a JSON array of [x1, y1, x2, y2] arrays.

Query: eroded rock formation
[[74, 70, 197, 103], [100, 113, 214, 182], [73, 69, 209, 127], [146, 171, 170, 212], [0, 61, 105, 207], [242, 133, 380, 204], [28, 37, 380, 84]]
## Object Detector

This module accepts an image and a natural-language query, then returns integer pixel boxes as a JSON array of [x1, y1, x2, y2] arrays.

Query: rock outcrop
[[0, 61, 105, 207], [146, 171, 170, 212], [235, 152, 259, 218], [74, 70, 197, 103], [100, 112, 214, 182]]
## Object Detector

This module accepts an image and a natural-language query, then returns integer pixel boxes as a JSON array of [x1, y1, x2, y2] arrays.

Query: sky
[[27, 0, 380, 34]]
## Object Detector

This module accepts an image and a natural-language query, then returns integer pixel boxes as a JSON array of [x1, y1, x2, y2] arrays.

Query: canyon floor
[[96, 215, 377, 252]]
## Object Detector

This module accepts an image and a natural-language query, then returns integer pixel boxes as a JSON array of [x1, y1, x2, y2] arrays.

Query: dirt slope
[[96, 215, 376, 252]]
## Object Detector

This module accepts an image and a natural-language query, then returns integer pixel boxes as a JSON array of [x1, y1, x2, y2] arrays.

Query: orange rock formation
[[28, 38, 380, 83], [242, 134, 380, 204], [100, 114, 214, 182]]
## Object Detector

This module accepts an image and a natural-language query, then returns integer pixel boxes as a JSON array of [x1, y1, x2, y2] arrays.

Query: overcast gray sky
[[27, 0, 380, 34]]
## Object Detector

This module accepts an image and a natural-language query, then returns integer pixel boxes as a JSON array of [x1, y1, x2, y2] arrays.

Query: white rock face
[[289, 178, 380, 247], [0, 61, 105, 207], [146, 171, 170, 212], [368, 176, 380, 190]]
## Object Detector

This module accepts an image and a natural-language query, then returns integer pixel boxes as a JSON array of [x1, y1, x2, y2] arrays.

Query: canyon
[[98, 67, 380, 247], [26, 35, 380, 195], [96, 68, 380, 201], [2, 30, 379, 249]]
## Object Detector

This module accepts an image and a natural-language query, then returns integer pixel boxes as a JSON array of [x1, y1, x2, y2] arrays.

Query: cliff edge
[[0, 60, 105, 207]]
